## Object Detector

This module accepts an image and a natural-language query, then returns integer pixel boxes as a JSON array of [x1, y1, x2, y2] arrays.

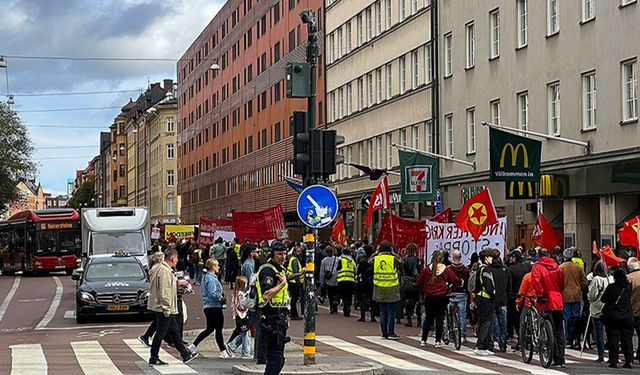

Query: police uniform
[[287, 254, 304, 319], [256, 242, 289, 375], [336, 254, 356, 316]]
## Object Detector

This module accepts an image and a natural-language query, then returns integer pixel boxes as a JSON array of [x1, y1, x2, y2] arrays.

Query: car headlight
[[140, 290, 150, 300], [79, 291, 94, 301]]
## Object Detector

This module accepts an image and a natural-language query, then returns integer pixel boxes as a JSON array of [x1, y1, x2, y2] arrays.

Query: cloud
[[3, 0, 224, 194]]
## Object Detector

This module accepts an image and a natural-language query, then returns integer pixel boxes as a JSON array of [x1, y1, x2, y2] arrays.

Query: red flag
[[364, 176, 390, 231], [429, 208, 451, 223], [618, 215, 640, 249], [532, 211, 561, 250], [592, 242, 626, 268], [331, 216, 347, 246], [376, 213, 427, 258], [454, 188, 498, 241]]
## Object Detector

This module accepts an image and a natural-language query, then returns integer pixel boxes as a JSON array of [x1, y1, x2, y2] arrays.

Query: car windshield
[[36, 229, 81, 256], [85, 260, 145, 281], [91, 232, 144, 255]]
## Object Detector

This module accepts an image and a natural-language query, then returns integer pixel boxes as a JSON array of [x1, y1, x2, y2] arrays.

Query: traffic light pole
[[302, 9, 318, 366]]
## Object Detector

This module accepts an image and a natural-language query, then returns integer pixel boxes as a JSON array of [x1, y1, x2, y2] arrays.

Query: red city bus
[[0, 209, 81, 275]]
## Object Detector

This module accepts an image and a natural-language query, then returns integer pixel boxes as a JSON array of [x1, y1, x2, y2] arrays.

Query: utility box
[[286, 62, 311, 98]]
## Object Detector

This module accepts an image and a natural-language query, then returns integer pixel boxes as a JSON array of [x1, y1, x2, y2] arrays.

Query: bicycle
[[519, 296, 555, 369], [442, 294, 462, 350]]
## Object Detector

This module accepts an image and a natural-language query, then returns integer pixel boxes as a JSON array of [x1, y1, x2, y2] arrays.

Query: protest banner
[[425, 217, 507, 264], [376, 213, 427, 259], [232, 204, 285, 243], [165, 225, 196, 241]]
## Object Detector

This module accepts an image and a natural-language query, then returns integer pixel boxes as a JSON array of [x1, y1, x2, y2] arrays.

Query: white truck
[[81, 207, 150, 268]]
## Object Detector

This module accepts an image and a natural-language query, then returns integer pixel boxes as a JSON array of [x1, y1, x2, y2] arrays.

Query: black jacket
[[403, 255, 422, 278], [602, 281, 633, 322], [491, 259, 510, 306], [507, 260, 530, 299]]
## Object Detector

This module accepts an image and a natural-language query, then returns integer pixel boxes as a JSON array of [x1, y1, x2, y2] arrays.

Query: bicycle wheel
[[520, 320, 534, 364], [538, 320, 555, 369], [451, 311, 461, 350]]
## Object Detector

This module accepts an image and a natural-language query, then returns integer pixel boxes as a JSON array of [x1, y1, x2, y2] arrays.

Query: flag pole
[[481, 121, 590, 151], [392, 143, 476, 169]]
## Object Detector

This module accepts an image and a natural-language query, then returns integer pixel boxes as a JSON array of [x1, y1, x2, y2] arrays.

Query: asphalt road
[[0, 273, 635, 375]]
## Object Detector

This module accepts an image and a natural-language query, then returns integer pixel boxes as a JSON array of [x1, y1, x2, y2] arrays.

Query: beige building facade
[[438, 0, 640, 254], [326, 0, 435, 240]]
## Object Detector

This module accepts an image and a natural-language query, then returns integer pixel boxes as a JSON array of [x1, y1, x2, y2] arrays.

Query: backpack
[[240, 273, 258, 310], [467, 264, 484, 294]]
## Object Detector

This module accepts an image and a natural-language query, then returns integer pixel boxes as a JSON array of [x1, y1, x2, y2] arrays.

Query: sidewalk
[[232, 362, 385, 375]]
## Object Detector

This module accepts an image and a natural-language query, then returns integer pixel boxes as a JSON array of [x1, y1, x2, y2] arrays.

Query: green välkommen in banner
[[399, 150, 438, 202], [489, 128, 541, 182]]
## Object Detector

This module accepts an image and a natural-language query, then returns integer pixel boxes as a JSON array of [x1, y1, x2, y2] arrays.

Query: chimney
[[163, 79, 174, 90]]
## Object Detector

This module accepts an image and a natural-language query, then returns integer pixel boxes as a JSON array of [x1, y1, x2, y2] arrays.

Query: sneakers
[[149, 358, 168, 366], [462, 337, 469, 344], [183, 352, 198, 364], [138, 336, 151, 348], [387, 334, 399, 340], [188, 344, 198, 354], [219, 350, 232, 359], [241, 355, 253, 360], [434, 341, 442, 348], [420, 340, 427, 347], [225, 345, 236, 358], [473, 348, 488, 356]]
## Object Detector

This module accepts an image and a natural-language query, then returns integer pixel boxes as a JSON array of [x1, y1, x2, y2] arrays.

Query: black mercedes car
[[73, 252, 151, 323]]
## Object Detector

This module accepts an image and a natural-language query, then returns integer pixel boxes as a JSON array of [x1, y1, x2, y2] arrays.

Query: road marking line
[[124, 338, 197, 374], [10, 343, 47, 375], [464, 337, 580, 364], [35, 276, 63, 329], [64, 310, 75, 319], [317, 335, 433, 371], [71, 341, 123, 375], [182, 299, 187, 323], [36, 324, 147, 331], [407, 337, 567, 375], [0, 277, 21, 323], [358, 336, 496, 374]]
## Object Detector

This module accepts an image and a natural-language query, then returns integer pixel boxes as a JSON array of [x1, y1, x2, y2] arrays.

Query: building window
[[411, 0, 417, 14], [399, 56, 406, 93], [386, 133, 393, 168], [337, 88, 344, 119], [518, 91, 529, 131], [622, 60, 638, 121], [347, 83, 353, 114], [548, 82, 561, 135], [336, 28, 343, 59], [490, 99, 501, 125], [582, 0, 594, 22], [330, 92, 336, 121], [385, 63, 392, 99], [367, 139, 374, 168], [547, 0, 559, 35], [400, 128, 407, 147], [425, 121, 433, 153], [166, 170, 175, 187], [489, 9, 499, 58], [366, 7, 372, 41], [412, 124, 420, 149], [375, 1, 382, 35], [425, 43, 432, 83], [357, 14, 363, 46], [465, 22, 475, 68], [385, 0, 392, 29], [166, 117, 175, 132], [346, 22, 352, 53], [466, 108, 475, 153], [517, 0, 528, 48], [411, 50, 419, 89], [399, 0, 405, 21], [445, 114, 453, 157], [167, 195, 174, 214], [367, 73, 374, 106], [376, 136, 383, 168], [274, 122, 281, 142], [358, 78, 364, 110], [444, 32, 452, 77], [358, 142, 365, 175], [167, 143, 175, 159], [582, 72, 597, 129]]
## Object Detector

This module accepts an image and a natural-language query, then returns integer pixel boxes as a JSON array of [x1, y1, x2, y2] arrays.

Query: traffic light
[[286, 62, 311, 98], [320, 130, 345, 180], [291, 111, 309, 176]]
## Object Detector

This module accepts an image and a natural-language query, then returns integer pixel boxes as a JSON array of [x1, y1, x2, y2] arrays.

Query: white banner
[[425, 217, 507, 265], [151, 227, 161, 240]]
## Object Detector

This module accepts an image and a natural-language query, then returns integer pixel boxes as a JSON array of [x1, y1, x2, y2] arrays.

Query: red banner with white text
[[375, 213, 427, 259], [232, 205, 286, 243], [198, 217, 234, 246]]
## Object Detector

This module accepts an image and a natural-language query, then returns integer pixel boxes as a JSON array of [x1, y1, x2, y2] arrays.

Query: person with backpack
[[336, 246, 356, 317], [223, 276, 252, 359], [560, 247, 588, 349], [602, 268, 634, 369], [402, 244, 422, 327], [472, 248, 496, 356], [448, 250, 470, 342], [320, 246, 340, 314], [417, 250, 461, 347], [239, 244, 264, 362], [531, 248, 566, 367], [488, 248, 509, 352], [588, 261, 613, 363], [356, 245, 377, 322], [210, 237, 227, 279], [507, 248, 529, 349]]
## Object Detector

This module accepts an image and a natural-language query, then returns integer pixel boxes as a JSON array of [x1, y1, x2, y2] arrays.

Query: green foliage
[[68, 177, 95, 209], [0, 102, 36, 212]]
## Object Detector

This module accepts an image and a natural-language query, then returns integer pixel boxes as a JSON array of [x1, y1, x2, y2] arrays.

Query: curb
[[232, 362, 385, 375]]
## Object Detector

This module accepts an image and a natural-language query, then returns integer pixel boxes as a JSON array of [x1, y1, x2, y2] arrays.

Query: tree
[[0, 102, 36, 212], [68, 178, 96, 209]]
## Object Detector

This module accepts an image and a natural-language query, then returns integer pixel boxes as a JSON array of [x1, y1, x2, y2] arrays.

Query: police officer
[[256, 241, 290, 375], [287, 245, 305, 320], [336, 246, 356, 317]]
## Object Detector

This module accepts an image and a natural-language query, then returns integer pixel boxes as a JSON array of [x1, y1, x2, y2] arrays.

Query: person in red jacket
[[531, 248, 566, 367], [417, 250, 461, 347]]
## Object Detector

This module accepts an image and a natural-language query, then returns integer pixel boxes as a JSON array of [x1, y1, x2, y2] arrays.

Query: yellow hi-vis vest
[[373, 254, 399, 288], [337, 256, 355, 283], [256, 263, 289, 309], [287, 256, 303, 284]]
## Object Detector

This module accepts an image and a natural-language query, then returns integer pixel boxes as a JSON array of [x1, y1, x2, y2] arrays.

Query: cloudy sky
[[1, 0, 223, 195]]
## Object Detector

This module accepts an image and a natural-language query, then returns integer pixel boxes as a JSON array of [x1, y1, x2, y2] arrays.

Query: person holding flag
[[364, 176, 390, 232], [454, 188, 498, 241]]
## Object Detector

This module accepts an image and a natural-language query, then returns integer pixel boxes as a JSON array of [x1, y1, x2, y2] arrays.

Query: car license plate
[[55, 265, 65, 269], [107, 305, 129, 311]]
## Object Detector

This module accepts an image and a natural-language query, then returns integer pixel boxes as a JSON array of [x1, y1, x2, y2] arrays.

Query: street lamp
[[0, 56, 6, 69], [210, 60, 221, 70], [6, 95, 15, 105]]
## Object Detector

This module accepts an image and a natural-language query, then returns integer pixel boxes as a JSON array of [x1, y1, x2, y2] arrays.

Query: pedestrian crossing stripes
[[6, 335, 597, 374]]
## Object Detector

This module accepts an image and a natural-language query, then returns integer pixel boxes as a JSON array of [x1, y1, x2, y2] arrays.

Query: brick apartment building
[[177, 0, 325, 224]]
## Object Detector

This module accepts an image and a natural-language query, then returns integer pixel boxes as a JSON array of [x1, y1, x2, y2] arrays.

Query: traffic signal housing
[[286, 62, 311, 98], [321, 130, 345, 179], [291, 111, 309, 176]]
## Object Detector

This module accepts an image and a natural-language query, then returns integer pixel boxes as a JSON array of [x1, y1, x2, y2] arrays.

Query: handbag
[[324, 257, 337, 281]]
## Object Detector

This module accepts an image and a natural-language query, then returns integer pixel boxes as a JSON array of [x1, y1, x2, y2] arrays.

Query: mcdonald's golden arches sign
[[489, 128, 542, 182]]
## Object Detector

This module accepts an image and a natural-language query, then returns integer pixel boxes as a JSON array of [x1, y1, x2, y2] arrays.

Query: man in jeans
[[447, 250, 469, 342], [148, 249, 198, 366], [370, 241, 403, 339], [489, 248, 509, 352], [473, 248, 496, 356]]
